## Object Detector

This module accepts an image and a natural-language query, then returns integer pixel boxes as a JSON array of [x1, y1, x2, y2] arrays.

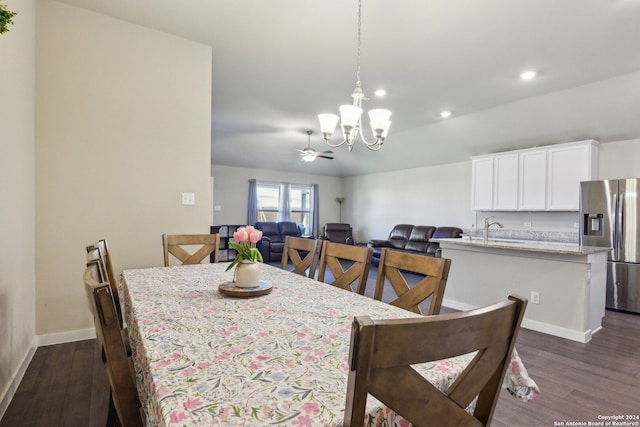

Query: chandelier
[[318, 0, 392, 152]]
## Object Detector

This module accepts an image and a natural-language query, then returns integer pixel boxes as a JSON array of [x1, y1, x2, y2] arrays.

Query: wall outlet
[[524, 221, 532, 227], [530, 291, 540, 304]]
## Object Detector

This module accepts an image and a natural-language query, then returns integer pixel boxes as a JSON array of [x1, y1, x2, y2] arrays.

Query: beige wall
[[210, 164, 343, 235], [35, 1, 212, 338], [0, 0, 37, 411], [343, 161, 476, 242], [598, 138, 640, 179]]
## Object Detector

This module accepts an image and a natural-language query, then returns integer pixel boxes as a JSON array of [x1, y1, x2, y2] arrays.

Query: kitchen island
[[432, 238, 610, 343]]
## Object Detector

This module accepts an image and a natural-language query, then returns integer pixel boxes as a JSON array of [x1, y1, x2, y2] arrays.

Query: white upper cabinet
[[471, 156, 494, 210], [471, 140, 598, 211], [518, 149, 547, 210], [546, 141, 598, 210], [493, 153, 519, 210]]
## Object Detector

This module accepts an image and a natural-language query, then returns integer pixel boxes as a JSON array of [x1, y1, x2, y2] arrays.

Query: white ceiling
[[56, 0, 640, 177]]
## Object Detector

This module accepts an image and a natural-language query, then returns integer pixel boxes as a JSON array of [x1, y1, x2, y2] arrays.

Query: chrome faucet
[[483, 216, 504, 242]]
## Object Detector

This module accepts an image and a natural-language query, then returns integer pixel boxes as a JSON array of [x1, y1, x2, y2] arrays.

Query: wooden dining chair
[[317, 241, 373, 294], [86, 247, 131, 357], [162, 233, 220, 266], [281, 236, 321, 278], [86, 239, 122, 326], [84, 260, 144, 427], [374, 248, 451, 315], [343, 294, 528, 427], [86, 239, 116, 283]]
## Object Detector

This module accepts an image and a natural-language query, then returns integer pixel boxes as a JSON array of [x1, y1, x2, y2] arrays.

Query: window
[[256, 183, 280, 222], [290, 185, 312, 233], [256, 182, 315, 235]]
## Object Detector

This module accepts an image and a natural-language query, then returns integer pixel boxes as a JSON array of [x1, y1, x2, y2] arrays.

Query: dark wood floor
[[0, 339, 110, 427], [3, 264, 639, 426], [492, 309, 640, 426]]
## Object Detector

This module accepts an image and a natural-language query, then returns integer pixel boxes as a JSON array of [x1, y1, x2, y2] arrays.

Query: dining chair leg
[[106, 391, 118, 427]]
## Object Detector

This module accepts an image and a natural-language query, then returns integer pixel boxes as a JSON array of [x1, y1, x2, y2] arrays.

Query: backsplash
[[469, 210, 581, 243], [465, 228, 579, 244]]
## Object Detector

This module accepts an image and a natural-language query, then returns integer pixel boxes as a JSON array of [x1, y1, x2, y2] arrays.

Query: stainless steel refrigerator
[[580, 179, 640, 314]]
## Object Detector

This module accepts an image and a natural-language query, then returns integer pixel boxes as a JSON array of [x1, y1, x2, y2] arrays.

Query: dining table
[[121, 262, 539, 426]]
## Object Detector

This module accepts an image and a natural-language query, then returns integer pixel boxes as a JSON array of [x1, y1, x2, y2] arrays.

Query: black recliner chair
[[322, 223, 354, 245]]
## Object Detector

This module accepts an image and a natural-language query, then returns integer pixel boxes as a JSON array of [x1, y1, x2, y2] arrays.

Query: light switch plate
[[181, 193, 195, 205]]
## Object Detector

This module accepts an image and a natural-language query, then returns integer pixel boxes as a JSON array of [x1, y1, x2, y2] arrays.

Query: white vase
[[234, 260, 261, 288]]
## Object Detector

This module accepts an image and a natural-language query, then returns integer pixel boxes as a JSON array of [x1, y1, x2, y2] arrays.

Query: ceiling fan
[[297, 130, 334, 162]]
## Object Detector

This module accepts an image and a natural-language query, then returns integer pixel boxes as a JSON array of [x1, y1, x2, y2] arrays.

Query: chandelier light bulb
[[339, 105, 363, 129], [369, 109, 392, 139], [318, 113, 339, 138]]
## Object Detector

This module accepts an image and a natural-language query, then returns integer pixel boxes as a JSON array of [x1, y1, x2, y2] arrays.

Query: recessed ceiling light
[[374, 89, 387, 97], [520, 70, 537, 80], [440, 110, 452, 118]]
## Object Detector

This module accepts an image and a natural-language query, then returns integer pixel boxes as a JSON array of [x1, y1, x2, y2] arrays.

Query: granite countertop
[[431, 237, 611, 256]]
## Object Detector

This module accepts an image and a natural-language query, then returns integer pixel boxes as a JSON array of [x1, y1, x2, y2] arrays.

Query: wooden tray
[[218, 281, 273, 298]]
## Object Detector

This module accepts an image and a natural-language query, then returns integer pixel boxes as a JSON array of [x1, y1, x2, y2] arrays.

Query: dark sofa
[[369, 224, 463, 266], [254, 221, 303, 262]]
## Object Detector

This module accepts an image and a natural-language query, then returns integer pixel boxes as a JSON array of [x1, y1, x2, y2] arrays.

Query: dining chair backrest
[[83, 260, 143, 427], [86, 239, 116, 285], [162, 233, 220, 266], [343, 294, 528, 427], [86, 246, 132, 358], [281, 236, 321, 278], [374, 248, 451, 315], [86, 239, 123, 327], [317, 241, 373, 294], [86, 247, 109, 283]]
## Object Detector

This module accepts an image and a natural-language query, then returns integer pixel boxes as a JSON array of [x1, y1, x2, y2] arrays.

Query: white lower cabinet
[[471, 140, 598, 211]]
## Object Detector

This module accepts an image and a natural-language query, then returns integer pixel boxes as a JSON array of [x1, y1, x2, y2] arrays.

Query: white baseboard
[[442, 298, 477, 313], [0, 344, 37, 420], [521, 317, 593, 343], [37, 328, 96, 347], [443, 298, 593, 343]]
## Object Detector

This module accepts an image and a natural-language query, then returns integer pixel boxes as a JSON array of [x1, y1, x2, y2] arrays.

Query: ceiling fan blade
[[319, 150, 333, 155], [317, 155, 334, 160]]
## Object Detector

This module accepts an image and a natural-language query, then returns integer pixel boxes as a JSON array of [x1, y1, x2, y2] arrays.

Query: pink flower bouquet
[[225, 225, 264, 271]]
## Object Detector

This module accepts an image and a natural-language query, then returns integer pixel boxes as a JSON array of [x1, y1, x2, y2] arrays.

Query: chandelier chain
[[355, 0, 362, 89]]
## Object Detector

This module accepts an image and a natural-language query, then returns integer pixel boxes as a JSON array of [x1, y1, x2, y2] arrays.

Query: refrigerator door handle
[[617, 191, 624, 259], [611, 191, 619, 260]]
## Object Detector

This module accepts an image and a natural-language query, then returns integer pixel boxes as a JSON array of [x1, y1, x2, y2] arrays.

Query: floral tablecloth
[[122, 263, 539, 427]]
